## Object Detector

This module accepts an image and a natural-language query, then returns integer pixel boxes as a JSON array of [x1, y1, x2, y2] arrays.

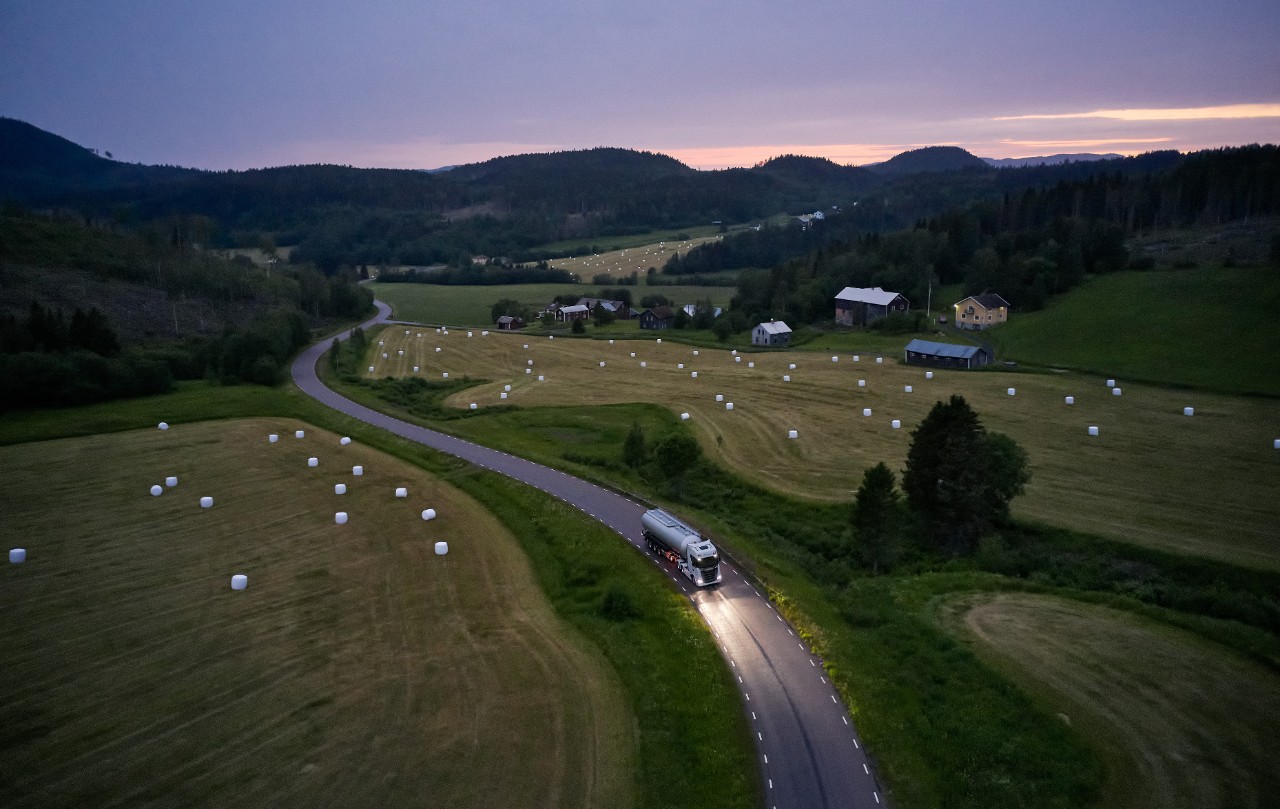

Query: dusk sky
[[2, 1, 1277, 171]]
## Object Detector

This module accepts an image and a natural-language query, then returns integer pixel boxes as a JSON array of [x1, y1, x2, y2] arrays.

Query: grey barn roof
[[905, 338, 986, 359]]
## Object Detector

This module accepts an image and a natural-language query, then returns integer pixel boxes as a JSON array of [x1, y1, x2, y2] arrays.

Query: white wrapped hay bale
[[335, 511, 348, 525], [716, 394, 724, 401], [482, 330, 488, 336], [379, 340, 385, 346], [269, 433, 279, 443], [165, 476, 177, 487], [599, 361, 606, 367], [731, 350, 737, 355], [352, 465, 364, 476], [527, 359, 534, 366], [693, 350, 699, 356], [340, 436, 352, 445], [691, 371, 698, 378], [858, 379, 866, 387], [504, 384, 511, 392], [382, 353, 388, 358], [230, 574, 247, 590], [783, 374, 790, 382], [748, 361, 754, 368], [549, 335, 554, 340], [308, 457, 319, 467], [1088, 426, 1100, 436], [1007, 388, 1016, 396], [876, 357, 883, 364], [398, 349, 404, 356], [1274, 439, 1280, 449], [395, 487, 408, 498], [1107, 379, 1115, 387], [1184, 407, 1194, 416], [681, 412, 690, 420], [368, 366, 375, 373], [469, 402, 477, 410], [422, 508, 437, 521], [735, 356, 741, 363], [891, 419, 901, 429], [725, 402, 734, 410], [200, 496, 214, 508], [789, 363, 797, 370], [150, 484, 163, 496], [295, 430, 305, 439], [832, 356, 839, 363], [640, 362, 647, 368], [630, 352, 636, 358], [435, 347, 442, 353], [413, 366, 419, 372], [1112, 387, 1122, 396], [442, 372, 449, 378], [905, 385, 913, 393], [10, 548, 26, 564], [158, 422, 169, 431], [863, 408, 872, 417], [1065, 396, 1075, 405], [537, 375, 545, 381], [853, 355, 860, 362], [500, 392, 508, 399], [526, 368, 532, 374], [523, 344, 529, 349], [925, 371, 933, 379], [335, 483, 347, 495], [467, 331, 473, 337], [788, 429, 798, 439], [434, 541, 449, 555], [609, 339, 614, 344], [656, 338, 662, 343]]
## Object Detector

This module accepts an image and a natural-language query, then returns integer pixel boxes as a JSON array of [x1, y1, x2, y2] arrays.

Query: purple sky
[[2, 1, 1277, 170]]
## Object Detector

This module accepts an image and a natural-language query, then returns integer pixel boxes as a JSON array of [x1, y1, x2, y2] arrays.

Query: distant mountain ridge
[[982, 153, 1124, 168], [865, 146, 990, 175]]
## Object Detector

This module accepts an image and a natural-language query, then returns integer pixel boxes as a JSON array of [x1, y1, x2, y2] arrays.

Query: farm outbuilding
[[953, 293, 1010, 331], [752, 320, 792, 347], [496, 315, 525, 330], [834, 286, 910, 326], [904, 338, 993, 369], [640, 306, 676, 330], [556, 304, 590, 322]]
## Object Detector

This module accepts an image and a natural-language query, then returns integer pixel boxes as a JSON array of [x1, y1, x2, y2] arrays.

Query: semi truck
[[641, 508, 721, 586]]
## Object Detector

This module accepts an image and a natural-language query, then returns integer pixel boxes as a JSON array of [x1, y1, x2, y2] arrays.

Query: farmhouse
[[556, 304, 590, 322], [578, 298, 632, 319], [640, 306, 676, 330], [834, 286, 910, 326], [752, 319, 792, 347], [496, 315, 525, 330], [953, 293, 1010, 331], [904, 338, 993, 369]]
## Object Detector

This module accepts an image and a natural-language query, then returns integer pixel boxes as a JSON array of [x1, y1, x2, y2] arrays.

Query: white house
[[752, 320, 792, 347]]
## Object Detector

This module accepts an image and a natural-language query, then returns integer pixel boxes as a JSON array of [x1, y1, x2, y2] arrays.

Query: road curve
[[292, 302, 887, 809]]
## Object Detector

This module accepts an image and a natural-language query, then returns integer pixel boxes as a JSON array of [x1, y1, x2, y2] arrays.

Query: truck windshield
[[693, 552, 719, 570]]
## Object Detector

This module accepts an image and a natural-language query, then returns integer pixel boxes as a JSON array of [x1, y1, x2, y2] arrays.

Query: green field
[[986, 266, 1280, 396], [0, 419, 635, 809], [942, 593, 1280, 809], [359, 326, 1280, 570], [369, 281, 736, 326], [546, 236, 724, 277]]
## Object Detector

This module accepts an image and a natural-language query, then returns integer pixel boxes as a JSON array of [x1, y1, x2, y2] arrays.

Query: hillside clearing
[[941, 593, 1280, 809], [0, 419, 634, 809], [361, 327, 1280, 570]]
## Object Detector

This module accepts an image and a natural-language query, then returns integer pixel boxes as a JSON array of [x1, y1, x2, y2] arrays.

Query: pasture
[[545, 235, 724, 277], [369, 281, 736, 326], [943, 593, 1280, 809], [986, 266, 1280, 396], [362, 327, 1280, 570], [0, 419, 634, 809]]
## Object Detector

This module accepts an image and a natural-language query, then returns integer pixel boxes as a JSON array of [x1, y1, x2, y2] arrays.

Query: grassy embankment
[[0, 386, 759, 809]]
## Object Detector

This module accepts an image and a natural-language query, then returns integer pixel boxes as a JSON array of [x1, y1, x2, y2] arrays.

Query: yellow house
[[953, 293, 1010, 331]]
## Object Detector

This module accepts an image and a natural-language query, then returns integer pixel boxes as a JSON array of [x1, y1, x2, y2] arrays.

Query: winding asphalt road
[[292, 301, 887, 809]]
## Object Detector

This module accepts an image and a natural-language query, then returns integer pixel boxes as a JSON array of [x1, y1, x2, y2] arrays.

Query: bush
[[599, 585, 641, 621]]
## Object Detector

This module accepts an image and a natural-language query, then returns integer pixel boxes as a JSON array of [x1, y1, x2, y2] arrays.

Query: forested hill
[[0, 117, 1268, 269]]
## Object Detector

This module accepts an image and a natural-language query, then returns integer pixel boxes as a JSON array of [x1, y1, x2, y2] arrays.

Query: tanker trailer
[[640, 508, 721, 586]]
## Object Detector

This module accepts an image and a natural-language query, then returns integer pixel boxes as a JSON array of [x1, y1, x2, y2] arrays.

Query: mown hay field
[[0, 419, 634, 809], [545, 235, 724, 277], [942, 593, 1280, 809], [365, 328, 1280, 570]]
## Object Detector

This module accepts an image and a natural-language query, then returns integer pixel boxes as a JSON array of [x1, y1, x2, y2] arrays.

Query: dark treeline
[[378, 263, 575, 286], [721, 146, 1279, 324]]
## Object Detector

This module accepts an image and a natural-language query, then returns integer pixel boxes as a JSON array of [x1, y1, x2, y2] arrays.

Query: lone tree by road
[[852, 461, 903, 575], [902, 394, 1029, 554]]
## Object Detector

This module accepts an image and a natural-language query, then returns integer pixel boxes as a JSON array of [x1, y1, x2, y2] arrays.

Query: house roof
[[756, 320, 792, 335], [496, 315, 521, 324], [559, 304, 590, 314], [905, 338, 987, 359], [835, 286, 904, 306], [682, 304, 723, 317], [645, 306, 675, 319], [956, 293, 1010, 310]]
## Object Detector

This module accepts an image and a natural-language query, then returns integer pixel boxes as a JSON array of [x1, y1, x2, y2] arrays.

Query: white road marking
[[758, 732, 763, 741], [810, 659, 815, 667], [762, 752, 766, 763], [842, 716, 849, 725], [821, 676, 827, 683], [788, 629, 794, 636], [853, 738, 859, 748], [753, 712, 757, 721], [831, 695, 838, 703], [768, 778, 773, 789], [863, 763, 870, 775], [875, 792, 880, 803]]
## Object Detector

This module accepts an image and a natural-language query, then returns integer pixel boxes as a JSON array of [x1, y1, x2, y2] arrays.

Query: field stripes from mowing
[[0, 419, 634, 809]]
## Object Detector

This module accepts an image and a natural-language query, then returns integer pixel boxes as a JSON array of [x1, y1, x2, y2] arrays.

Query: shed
[[496, 315, 525, 330], [904, 338, 993, 369], [752, 320, 792, 347]]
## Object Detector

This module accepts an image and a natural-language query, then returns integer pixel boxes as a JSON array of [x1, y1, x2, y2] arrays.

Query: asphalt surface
[[292, 301, 887, 809]]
